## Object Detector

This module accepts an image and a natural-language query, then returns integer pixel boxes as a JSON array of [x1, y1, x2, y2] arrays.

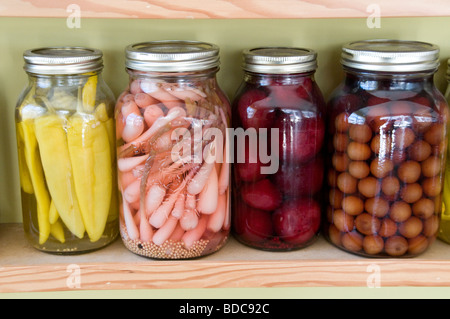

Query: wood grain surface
[[1, 259, 450, 292], [1, 224, 450, 292], [1, 0, 450, 19]]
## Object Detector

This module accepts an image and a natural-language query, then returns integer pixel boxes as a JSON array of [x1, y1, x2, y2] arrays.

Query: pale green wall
[[1, 16, 450, 223]]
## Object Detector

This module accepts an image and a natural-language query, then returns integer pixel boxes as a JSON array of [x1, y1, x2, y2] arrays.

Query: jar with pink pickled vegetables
[[232, 47, 326, 251], [116, 41, 231, 259]]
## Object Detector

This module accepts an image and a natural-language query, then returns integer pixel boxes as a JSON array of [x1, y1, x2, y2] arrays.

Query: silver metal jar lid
[[125, 40, 220, 72], [242, 47, 318, 74], [341, 39, 440, 72], [23, 47, 104, 75]]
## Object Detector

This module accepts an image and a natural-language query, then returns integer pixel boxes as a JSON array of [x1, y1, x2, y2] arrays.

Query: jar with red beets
[[326, 40, 449, 257], [232, 47, 326, 251]]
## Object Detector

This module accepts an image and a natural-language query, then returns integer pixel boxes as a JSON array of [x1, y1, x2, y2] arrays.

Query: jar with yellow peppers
[[15, 47, 119, 254], [440, 59, 450, 244]]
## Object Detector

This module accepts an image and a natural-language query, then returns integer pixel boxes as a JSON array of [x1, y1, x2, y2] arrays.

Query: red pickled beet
[[270, 85, 301, 107], [236, 146, 264, 182], [237, 88, 275, 130], [332, 93, 361, 113], [296, 78, 313, 100], [276, 111, 324, 163], [274, 157, 324, 197], [241, 179, 282, 211], [234, 203, 273, 242], [272, 199, 321, 245], [367, 95, 390, 106], [409, 95, 431, 107]]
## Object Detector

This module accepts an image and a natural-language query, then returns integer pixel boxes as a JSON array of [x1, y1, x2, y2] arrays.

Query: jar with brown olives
[[325, 40, 449, 257]]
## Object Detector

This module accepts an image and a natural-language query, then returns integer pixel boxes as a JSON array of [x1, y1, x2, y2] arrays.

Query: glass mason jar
[[15, 47, 119, 254], [440, 59, 450, 244], [116, 40, 231, 259], [325, 40, 449, 257], [232, 47, 326, 251]]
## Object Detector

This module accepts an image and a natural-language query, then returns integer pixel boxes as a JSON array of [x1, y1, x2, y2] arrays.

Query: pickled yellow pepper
[[66, 75, 113, 242], [442, 148, 450, 219], [16, 124, 34, 194], [95, 103, 119, 223], [20, 120, 51, 244], [82, 75, 98, 113], [34, 114, 86, 239], [16, 86, 37, 195]]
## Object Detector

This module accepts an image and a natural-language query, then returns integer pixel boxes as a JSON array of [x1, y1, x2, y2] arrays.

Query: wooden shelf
[[1, 0, 450, 19], [1, 223, 450, 293]]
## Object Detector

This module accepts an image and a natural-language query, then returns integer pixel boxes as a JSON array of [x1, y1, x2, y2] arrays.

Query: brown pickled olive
[[381, 176, 400, 197], [385, 236, 409, 257], [348, 161, 370, 179], [347, 142, 371, 161], [332, 209, 355, 232], [422, 177, 443, 197], [423, 215, 440, 237], [421, 156, 441, 177], [392, 127, 416, 150], [408, 235, 429, 255], [332, 153, 350, 172], [408, 140, 432, 162], [424, 123, 445, 145], [370, 158, 394, 179], [397, 161, 421, 183], [391, 149, 408, 165], [335, 112, 350, 132], [341, 196, 364, 216], [365, 197, 390, 218], [379, 218, 398, 238], [363, 235, 385, 255], [389, 201, 412, 223], [398, 216, 423, 239], [400, 183, 423, 204], [355, 213, 381, 236], [412, 198, 435, 219], [349, 124, 372, 143], [341, 231, 364, 252], [358, 177, 381, 198], [371, 135, 392, 155], [337, 172, 358, 194]]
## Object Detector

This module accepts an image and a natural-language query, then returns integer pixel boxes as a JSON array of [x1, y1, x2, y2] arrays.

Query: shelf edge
[[1, 258, 450, 293]]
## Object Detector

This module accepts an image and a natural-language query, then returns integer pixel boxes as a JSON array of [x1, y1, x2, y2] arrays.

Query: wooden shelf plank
[[1, 0, 450, 19], [1, 223, 450, 292]]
